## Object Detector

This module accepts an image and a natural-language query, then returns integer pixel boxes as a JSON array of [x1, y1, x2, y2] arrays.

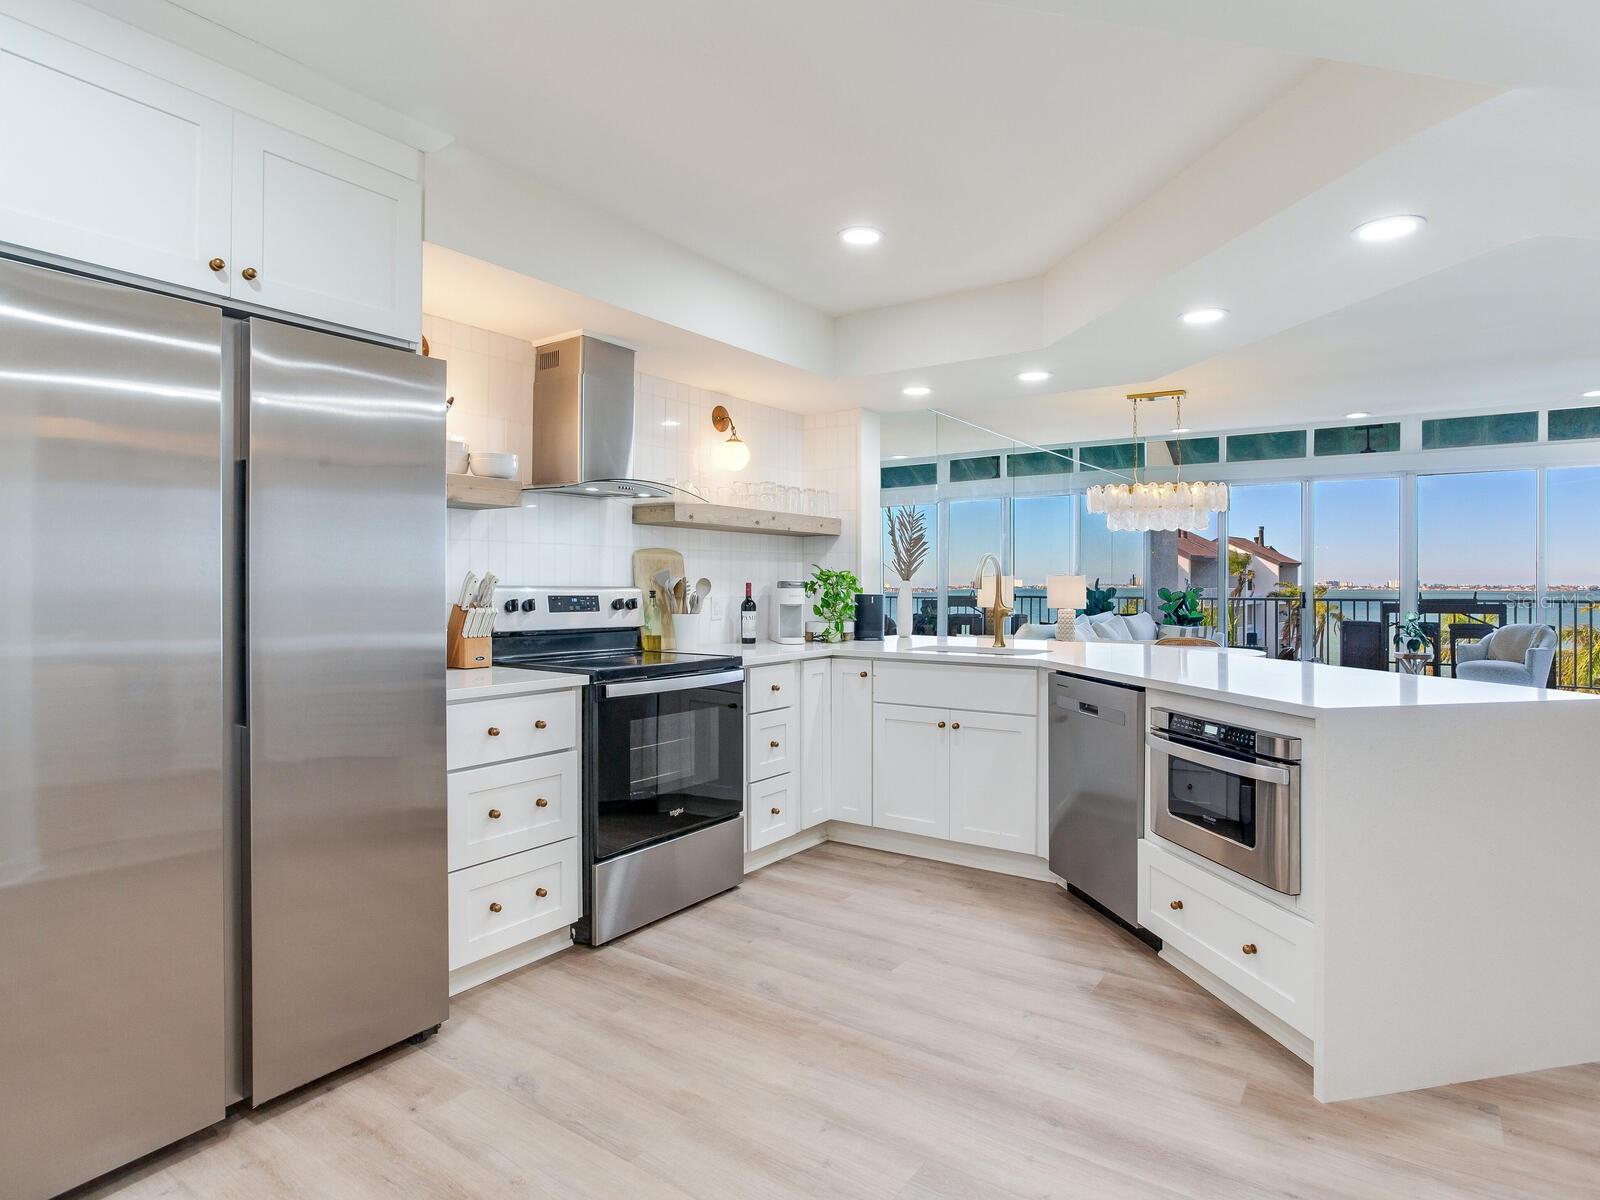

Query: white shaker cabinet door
[[872, 704, 949, 839], [799, 658, 831, 829], [947, 709, 1037, 854], [0, 15, 232, 296], [230, 113, 421, 342], [830, 661, 873, 824]]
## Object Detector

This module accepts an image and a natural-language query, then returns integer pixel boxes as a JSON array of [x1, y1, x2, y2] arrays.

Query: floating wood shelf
[[631, 501, 842, 537], [447, 472, 522, 510]]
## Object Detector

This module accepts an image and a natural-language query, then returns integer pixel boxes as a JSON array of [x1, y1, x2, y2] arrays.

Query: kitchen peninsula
[[706, 636, 1599, 1104]]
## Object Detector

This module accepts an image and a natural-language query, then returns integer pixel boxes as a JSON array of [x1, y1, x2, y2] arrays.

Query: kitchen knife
[[458, 572, 476, 610]]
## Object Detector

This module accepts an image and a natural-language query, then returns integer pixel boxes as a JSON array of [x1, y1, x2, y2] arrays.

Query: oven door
[[591, 670, 745, 862], [1148, 731, 1300, 894]]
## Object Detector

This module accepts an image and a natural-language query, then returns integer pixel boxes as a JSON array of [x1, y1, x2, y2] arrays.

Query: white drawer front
[[447, 691, 577, 769], [448, 750, 579, 871], [747, 775, 798, 851], [449, 839, 580, 969], [1139, 839, 1314, 1035], [746, 708, 796, 783], [747, 662, 798, 714], [871, 661, 1036, 716]]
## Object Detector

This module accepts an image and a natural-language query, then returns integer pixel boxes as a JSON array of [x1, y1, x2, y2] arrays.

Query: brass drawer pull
[[937, 720, 946, 729], [859, 670, 868, 678], [534, 719, 547, 730], [488, 901, 502, 913], [535, 797, 549, 808], [770, 807, 781, 815], [1242, 943, 1258, 956], [1169, 899, 1183, 910], [241, 266, 258, 281], [487, 726, 501, 737], [488, 808, 502, 820], [951, 722, 960, 730], [208, 256, 226, 271], [769, 740, 780, 748], [535, 887, 548, 898], [770, 683, 781, 692]]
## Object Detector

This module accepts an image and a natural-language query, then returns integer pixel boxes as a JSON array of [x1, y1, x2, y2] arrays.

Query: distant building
[[1178, 526, 1301, 594]]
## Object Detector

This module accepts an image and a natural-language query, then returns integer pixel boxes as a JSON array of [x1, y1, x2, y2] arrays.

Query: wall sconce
[[711, 405, 750, 471]]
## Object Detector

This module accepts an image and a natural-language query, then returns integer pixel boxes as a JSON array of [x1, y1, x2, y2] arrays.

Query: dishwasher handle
[[1054, 691, 1127, 726]]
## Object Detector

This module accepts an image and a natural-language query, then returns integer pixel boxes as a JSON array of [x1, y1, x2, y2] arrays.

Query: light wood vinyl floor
[[80, 844, 1600, 1199]]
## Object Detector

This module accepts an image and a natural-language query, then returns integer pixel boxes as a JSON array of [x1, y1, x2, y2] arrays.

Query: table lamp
[[1047, 574, 1088, 640]]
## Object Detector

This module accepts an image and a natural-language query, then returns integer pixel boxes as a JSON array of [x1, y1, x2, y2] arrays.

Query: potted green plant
[[1392, 611, 1433, 674], [1082, 578, 1117, 616], [1156, 585, 1215, 641], [805, 564, 863, 643]]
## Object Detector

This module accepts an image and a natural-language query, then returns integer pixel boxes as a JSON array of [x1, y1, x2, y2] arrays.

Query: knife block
[[446, 604, 491, 669]]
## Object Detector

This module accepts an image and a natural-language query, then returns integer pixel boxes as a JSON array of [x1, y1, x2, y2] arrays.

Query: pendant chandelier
[[1085, 389, 1228, 532]]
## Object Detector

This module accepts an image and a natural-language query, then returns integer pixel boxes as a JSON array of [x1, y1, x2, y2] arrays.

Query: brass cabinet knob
[[937, 720, 946, 729], [487, 808, 502, 820], [770, 683, 781, 692], [951, 722, 961, 730], [859, 671, 868, 678], [535, 797, 549, 808], [1242, 943, 1258, 956], [1169, 899, 1183, 910], [487, 726, 501, 737], [769, 740, 780, 748], [208, 257, 226, 271], [534, 719, 547, 730], [241, 266, 258, 281], [488, 901, 502, 913], [770, 807, 781, 815], [535, 887, 548, 898]]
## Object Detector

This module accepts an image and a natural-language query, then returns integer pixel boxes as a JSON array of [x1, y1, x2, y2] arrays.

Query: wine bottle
[[740, 581, 758, 645]]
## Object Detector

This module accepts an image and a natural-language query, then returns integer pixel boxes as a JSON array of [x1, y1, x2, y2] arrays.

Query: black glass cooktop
[[493, 640, 742, 684]]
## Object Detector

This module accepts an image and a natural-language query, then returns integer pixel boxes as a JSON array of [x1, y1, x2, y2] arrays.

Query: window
[[1417, 470, 1537, 675], [881, 462, 936, 490], [945, 499, 1004, 636], [1226, 430, 1307, 463], [948, 454, 1000, 483], [1225, 483, 1303, 656], [1313, 422, 1399, 456], [1543, 467, 1600, 691], [1150, 436, 1220, 466], [881, 504, 937, 636], [1012, 495, 1075, 627], [1079, 511, 1142, 612], [1312, 478, 1400, 667], [1548, 405, 1600, 442], [1006, 447, 1073, 478], [1150, 513, 1220, 632], [1078, 442, 1143, 473], [1421, 411, 1536, 450]]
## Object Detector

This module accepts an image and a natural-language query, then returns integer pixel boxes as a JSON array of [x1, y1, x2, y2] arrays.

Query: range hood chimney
[[528, 333, 670, 498]]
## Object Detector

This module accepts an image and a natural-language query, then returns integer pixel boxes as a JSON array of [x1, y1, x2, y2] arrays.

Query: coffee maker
[[775, 580, 807, 644]]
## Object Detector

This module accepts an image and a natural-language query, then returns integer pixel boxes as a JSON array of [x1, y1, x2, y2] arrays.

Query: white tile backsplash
[[432, 315, 874, 642]]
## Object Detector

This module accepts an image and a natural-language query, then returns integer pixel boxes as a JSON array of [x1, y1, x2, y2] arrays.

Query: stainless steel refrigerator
[[0, 257, 447, 1200]]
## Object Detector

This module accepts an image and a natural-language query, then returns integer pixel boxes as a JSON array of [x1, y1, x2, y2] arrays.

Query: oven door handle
[[1148, 729, 1292, 785], [603, 669, 746, 699]]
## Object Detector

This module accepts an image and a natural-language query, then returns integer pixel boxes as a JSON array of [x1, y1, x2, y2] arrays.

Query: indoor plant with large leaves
[[1157, 584, 1216, 641], [806, 564, 863, 643]]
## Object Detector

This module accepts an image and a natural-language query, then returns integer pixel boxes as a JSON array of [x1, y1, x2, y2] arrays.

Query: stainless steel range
[[492, 587, 746, 944]]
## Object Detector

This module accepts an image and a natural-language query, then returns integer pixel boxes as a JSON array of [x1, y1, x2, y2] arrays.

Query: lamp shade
[[1047, 574, 1087, 612], [977, 574, 1015, 609], [715, 434, 750, 472]]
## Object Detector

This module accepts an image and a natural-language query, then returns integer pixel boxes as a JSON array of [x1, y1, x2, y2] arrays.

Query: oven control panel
[[1166, 713, 1257, 752], [548, 593, 600, 613]]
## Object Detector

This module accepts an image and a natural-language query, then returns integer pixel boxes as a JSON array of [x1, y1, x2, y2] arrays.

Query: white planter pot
[[1159, 624, 1218, 643]]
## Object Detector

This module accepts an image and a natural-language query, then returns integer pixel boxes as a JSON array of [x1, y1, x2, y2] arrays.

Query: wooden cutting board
[[632, 547, 685, 647]]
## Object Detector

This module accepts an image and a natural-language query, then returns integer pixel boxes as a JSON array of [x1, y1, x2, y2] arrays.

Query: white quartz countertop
[[446, 665, 588, 702], [688, 636, 1593, 717]]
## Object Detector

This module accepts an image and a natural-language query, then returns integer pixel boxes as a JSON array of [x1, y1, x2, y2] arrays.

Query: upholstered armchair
[[1453, 624, 1557, 688]]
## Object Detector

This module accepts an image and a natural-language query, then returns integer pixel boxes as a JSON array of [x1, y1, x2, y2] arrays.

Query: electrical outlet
[[709, 597, 725, 620]]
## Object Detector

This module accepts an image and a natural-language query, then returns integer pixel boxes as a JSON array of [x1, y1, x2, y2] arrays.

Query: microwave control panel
[[1166, 713, 1257, 753]]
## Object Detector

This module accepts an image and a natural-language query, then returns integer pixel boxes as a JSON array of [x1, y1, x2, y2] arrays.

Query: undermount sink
[[907, 644, 1043, 656]]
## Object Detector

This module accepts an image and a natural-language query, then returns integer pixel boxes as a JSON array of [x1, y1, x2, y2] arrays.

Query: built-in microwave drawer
[[448, 838, 580, 970], [447, 690, 578, 769], [1139, 839, 1313, 1036], [747, 662, 798, 713], [448, 750, 579, 871]]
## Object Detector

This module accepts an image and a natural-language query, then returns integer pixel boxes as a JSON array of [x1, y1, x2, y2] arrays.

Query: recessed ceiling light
[[661, 419, 680, 427], [1170, 426, 1190, 434], [901, 385, 931, 397], [1180, 308, 1228, 326], [839, 226, 882, 247], [1345, 411, 1371, 419], [1016, 370, 1052, 383], [1353, 214, 1426, 243], [890, 454, 909, 460], [1583, 390, 1600, 399]]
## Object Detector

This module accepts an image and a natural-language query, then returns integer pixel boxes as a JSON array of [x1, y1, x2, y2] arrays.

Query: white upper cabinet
[[947, 709, 1037, 855], [0, 13, 421, 343], [0, 15, 232, 296], [230, 114, 420, 343]]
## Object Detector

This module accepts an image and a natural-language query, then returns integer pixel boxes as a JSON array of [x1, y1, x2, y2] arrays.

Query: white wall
[[430, 315, 872, 641]]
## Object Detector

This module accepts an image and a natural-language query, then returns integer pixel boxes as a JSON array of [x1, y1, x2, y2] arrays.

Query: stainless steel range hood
[[529, 333, 670, 498]]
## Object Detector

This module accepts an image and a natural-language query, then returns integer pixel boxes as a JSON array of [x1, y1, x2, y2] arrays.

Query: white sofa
[[1022, 610, 1222, 645]]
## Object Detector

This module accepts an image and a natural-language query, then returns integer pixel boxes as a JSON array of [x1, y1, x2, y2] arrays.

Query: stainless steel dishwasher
[[1049, 673, 1153, 942]]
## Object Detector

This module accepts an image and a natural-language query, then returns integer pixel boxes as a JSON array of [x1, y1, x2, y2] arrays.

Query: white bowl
[[469, 451, 519, 479], [446, 437, 470, 474]]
